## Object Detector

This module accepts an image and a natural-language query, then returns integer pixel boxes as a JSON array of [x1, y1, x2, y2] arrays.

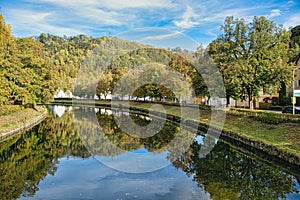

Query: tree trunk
[[279, 81, 286, 106], [96, 94, 101, 100], [226, 95, 231, 107], [206, 96, 211, 105], [247, 88, 254, 109], [248, 95, 254, 109]]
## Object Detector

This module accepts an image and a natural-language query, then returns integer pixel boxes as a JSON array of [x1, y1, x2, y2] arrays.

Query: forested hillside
[[78, 46, 210, 101], [1, 12, 300, 107], [0, 14, 159, 106], [0, 13, 208, 105]]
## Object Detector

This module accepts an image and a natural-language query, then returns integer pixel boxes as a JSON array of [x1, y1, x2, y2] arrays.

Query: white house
[[54, 89, 73, 98]]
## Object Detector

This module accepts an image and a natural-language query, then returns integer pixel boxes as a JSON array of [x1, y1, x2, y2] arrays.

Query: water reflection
[[170, 141, 297, 199], [73, 106, 195, 172], [0, 106, 299, 199], [0, 110, 89, 199]]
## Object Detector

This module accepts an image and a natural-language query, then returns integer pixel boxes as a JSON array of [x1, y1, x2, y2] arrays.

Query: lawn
[[0, 106, 47, 135]]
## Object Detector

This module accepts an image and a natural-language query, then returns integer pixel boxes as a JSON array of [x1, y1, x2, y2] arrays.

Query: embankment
[[0, 106, 48, 140]]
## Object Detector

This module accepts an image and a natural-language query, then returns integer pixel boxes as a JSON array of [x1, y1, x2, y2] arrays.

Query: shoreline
[[0, 106, 48, 141], [128, 105, 300, 167], [50, 99, 300, 167]]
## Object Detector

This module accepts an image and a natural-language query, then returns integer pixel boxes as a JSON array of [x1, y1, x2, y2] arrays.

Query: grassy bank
[[0, 106, 48, 138], [133, 102, 300, 159], [52, 99, 300, 163]]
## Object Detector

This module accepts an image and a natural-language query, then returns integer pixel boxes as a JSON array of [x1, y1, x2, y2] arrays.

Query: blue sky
[[1, 0, 300, 50]]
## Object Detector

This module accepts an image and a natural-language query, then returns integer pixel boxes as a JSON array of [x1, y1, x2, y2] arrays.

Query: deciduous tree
[[208, 16, 295, 109]]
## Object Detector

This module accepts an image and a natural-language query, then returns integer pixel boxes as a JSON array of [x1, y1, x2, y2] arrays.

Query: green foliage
[[2, 11, 298, 110], [114, 62, 192, 101], [208, 16, 296, 109], [39, 34, 111, 92], [0, 13, 208, 105], [0, 14, 12, 105], [0, 105, 23, 116], [73, 37, 146, 97], [0, 14, 58, 105], [229, 107, 300, 124], [291, 25, 300, 47], [94, 47, 207, 101]]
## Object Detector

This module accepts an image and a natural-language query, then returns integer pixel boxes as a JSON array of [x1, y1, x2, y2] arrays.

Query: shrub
[[229, 108, 300, 124]]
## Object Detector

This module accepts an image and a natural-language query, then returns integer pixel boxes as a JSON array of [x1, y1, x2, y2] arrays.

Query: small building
[[232, 91, 279, 109], [54, 89, 73, 99]]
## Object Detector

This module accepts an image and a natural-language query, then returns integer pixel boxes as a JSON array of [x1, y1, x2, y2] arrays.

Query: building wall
[[231, 91, 279, 109], [287, 53, 300, 97]]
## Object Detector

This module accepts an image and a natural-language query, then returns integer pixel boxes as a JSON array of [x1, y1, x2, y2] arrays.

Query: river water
[[1, 105, 300, 200]]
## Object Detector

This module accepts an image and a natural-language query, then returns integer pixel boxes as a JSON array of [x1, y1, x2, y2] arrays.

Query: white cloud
[[33, 157, 210, 200], [283, 13, 300, 28], [140, 31, 182, 41], [268, 9, 281, 18], [96, 0, 175, 10], [6, 9, 83, 36], [197, 8, 245, 23], [116, 28, 198, 50], [23, 0, 170, 28], [75, 7, 129, 26], [26, 0, 175, 10], [174, 6, 200, 29]]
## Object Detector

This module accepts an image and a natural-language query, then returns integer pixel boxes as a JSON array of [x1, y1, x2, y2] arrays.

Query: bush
[[229, 108, 300, 124], [270, 105, 283, 111]]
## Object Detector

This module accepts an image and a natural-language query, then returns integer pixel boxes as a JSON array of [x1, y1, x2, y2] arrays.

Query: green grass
[[0, 106, 48, 134]]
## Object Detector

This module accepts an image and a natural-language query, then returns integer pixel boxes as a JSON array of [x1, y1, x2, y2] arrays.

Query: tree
[[208, 16, 295, 109], [0, 14, 12, 105], [114, 63, 192, 101], [291, 25, 300, 47], [0, 14, 59, 106], [96, 73, 113, 99]]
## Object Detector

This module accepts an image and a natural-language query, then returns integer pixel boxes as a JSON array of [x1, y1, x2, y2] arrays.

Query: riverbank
[[52, 99, 300, 166], [126, 101, 300, 166], [0, 106, 48, 140]]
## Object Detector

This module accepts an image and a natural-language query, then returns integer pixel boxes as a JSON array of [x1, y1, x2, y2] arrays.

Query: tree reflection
[[75, 107, 182, 154], [170, 141, 295, 199], [0, 110, 89, 199]]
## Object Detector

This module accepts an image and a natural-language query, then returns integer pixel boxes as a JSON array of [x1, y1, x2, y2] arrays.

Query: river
[[0, 105, 300, 200]]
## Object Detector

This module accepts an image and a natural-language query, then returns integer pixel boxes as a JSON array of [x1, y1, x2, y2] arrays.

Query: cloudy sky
[[1, 0, 300, 50]]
